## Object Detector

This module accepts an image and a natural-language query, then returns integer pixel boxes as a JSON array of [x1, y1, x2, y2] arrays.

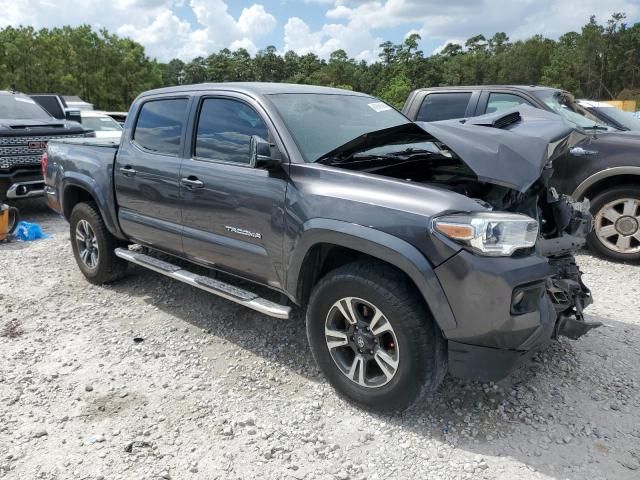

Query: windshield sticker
[[15, 97, 36, 104], [368, 102, 392, 112]]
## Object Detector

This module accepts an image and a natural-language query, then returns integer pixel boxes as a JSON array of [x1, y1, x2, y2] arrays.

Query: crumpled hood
[[417, 105, 586, 192]]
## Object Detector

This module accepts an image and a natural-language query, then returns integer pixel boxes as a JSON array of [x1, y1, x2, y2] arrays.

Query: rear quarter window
[[416, 92, 472, 122], [133, 98, 188, 156]]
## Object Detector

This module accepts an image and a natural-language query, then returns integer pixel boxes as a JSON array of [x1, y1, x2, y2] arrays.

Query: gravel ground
[[1, 200, 639, 480]]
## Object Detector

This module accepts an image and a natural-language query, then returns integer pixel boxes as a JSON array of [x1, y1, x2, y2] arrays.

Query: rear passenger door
[[178, 95, 288, 288], [115, 97, 190, 255], [413, 91, 478, 122]]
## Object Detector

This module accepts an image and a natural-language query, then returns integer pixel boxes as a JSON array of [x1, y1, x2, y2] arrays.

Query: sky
[[1, 0, 639, 63]]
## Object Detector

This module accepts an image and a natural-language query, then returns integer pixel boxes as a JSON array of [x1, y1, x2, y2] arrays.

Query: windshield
[[0, 94, 53, 120], [268, 93, 409, 161], [593, 106, 640, 131], [534, 90, 611, 130], [81, 115, 123, 132]]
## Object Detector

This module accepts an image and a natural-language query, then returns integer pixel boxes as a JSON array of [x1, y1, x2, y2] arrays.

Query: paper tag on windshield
[[368, 102, 392, 112], [15, 97, 36, 104]]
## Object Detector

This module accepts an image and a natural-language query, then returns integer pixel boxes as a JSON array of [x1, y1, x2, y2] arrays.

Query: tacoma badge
[[225, 226, 262, 239]]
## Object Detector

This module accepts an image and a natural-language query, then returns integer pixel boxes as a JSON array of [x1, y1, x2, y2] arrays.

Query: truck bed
[[44, 136, 122, 238]]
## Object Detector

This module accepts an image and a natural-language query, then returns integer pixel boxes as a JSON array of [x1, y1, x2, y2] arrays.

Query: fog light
[[512, 290, 525, 306], [511, 282, 545, 315]]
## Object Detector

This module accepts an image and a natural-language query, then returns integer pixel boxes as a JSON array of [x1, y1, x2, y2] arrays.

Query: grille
[[0, 133, 85, 171], [0, 154, 43, 170]]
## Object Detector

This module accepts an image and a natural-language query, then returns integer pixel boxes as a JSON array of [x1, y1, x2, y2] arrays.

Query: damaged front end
[[319, 106, 599, 341], [420, 108, 600, 341], [414, 106, 600, 340], [525, 184, 599, 339]]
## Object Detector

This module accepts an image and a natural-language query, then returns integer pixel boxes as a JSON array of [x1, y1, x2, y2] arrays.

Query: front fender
[[572, 166, 640, 199], [285, 218, 457, 331]]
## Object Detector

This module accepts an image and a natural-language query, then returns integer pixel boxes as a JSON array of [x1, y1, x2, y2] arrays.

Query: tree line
[[1, 13, 638, 111]]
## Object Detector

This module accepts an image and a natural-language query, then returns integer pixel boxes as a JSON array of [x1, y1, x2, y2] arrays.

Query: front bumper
[[434, 250, 558, 381], [0, 168, 44, 201], [448, 341, 535, 382]]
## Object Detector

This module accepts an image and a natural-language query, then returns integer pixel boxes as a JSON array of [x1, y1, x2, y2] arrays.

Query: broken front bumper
[[433, 249, 597, 382]]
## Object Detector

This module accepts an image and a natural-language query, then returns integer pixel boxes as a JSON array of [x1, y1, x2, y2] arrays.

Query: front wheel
[[306, 261, 446, 413], [69, 202, 128, 284], [587, 186, 640, 262]]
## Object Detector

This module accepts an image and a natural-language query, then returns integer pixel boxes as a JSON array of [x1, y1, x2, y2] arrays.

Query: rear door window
[[133, 98, 188, 156], [416, 92, 472, 122], [486, 93, 532, 114]]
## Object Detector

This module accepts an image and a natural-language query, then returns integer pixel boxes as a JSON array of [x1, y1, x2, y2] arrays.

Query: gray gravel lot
[[1, 200, 639, 480]]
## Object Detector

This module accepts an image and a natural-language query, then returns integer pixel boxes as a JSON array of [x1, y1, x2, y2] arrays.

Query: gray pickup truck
[[45, 83, 596, 412]]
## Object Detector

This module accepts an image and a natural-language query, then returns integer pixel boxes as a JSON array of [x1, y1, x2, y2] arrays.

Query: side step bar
[[114, 248, 291, 319]]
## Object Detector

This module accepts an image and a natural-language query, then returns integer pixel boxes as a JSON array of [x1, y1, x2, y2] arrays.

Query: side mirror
[[64, 108, 81, 124], [249, 135, 280, 169]]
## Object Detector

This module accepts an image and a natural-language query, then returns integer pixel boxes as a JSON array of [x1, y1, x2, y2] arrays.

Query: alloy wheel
[[75, 219, 99, 269], [324, 297, 399, 388], [595, 197, 640, 254]]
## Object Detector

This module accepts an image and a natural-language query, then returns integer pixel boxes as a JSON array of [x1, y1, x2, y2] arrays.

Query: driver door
[[179, 95, 288, 288]]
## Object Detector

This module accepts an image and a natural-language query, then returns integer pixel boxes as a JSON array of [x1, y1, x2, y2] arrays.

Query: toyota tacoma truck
[[403, 85, 640, 262], [0, 90, 92, 201], [44, 83, 596, 412]]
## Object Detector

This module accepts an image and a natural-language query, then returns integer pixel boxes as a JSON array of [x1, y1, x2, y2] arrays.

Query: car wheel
[[587, 186, 640, 262], [306, 261, 446, 413], [69, 202, 128, 284]]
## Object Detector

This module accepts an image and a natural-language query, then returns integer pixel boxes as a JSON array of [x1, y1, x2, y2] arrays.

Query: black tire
[[306, 261, 446, 413], [586, 186, 640, 262], [69, 202, 128, 284]]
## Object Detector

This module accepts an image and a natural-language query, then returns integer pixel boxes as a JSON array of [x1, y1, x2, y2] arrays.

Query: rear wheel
[[69, 202, 128, 284], [587, 186, 640, 262], [306, 261, 446, 413]]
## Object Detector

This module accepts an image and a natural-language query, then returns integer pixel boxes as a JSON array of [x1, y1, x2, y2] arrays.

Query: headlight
[[433, 212, 538, 256]]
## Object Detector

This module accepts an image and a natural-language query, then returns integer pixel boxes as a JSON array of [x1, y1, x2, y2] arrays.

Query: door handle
[[181, 177, 204, 189], [119, 166, 137, 177], [570, 147, 598, 157]]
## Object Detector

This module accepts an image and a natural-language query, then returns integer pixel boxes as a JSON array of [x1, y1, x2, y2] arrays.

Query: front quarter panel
[[283, 162, 490, 330], [285, 163, 486, 264]]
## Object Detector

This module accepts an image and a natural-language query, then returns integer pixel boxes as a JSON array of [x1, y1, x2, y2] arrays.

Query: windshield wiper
[[353, 148, 435, 159], [581, 125, 610, 131], [320, 148, 435, 165]]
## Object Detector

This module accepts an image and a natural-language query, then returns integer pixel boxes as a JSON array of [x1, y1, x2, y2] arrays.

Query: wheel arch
[[60, 174, 126, 240], [573, 167, 640, 201], [286, 218, 457, 331], [62, 183, 96, 220]]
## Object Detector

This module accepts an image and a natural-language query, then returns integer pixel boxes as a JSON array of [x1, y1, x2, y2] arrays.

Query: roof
[[80, 110, 113, 117], [414, 85, 559, 93], [140, 82, 369, 98], [578, 99, 613, 108], [63, 95, 88, 102], [0, 90, 29, 97]]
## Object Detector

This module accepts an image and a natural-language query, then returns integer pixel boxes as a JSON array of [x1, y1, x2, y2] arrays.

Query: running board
[[114, 248, 290, 319]]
